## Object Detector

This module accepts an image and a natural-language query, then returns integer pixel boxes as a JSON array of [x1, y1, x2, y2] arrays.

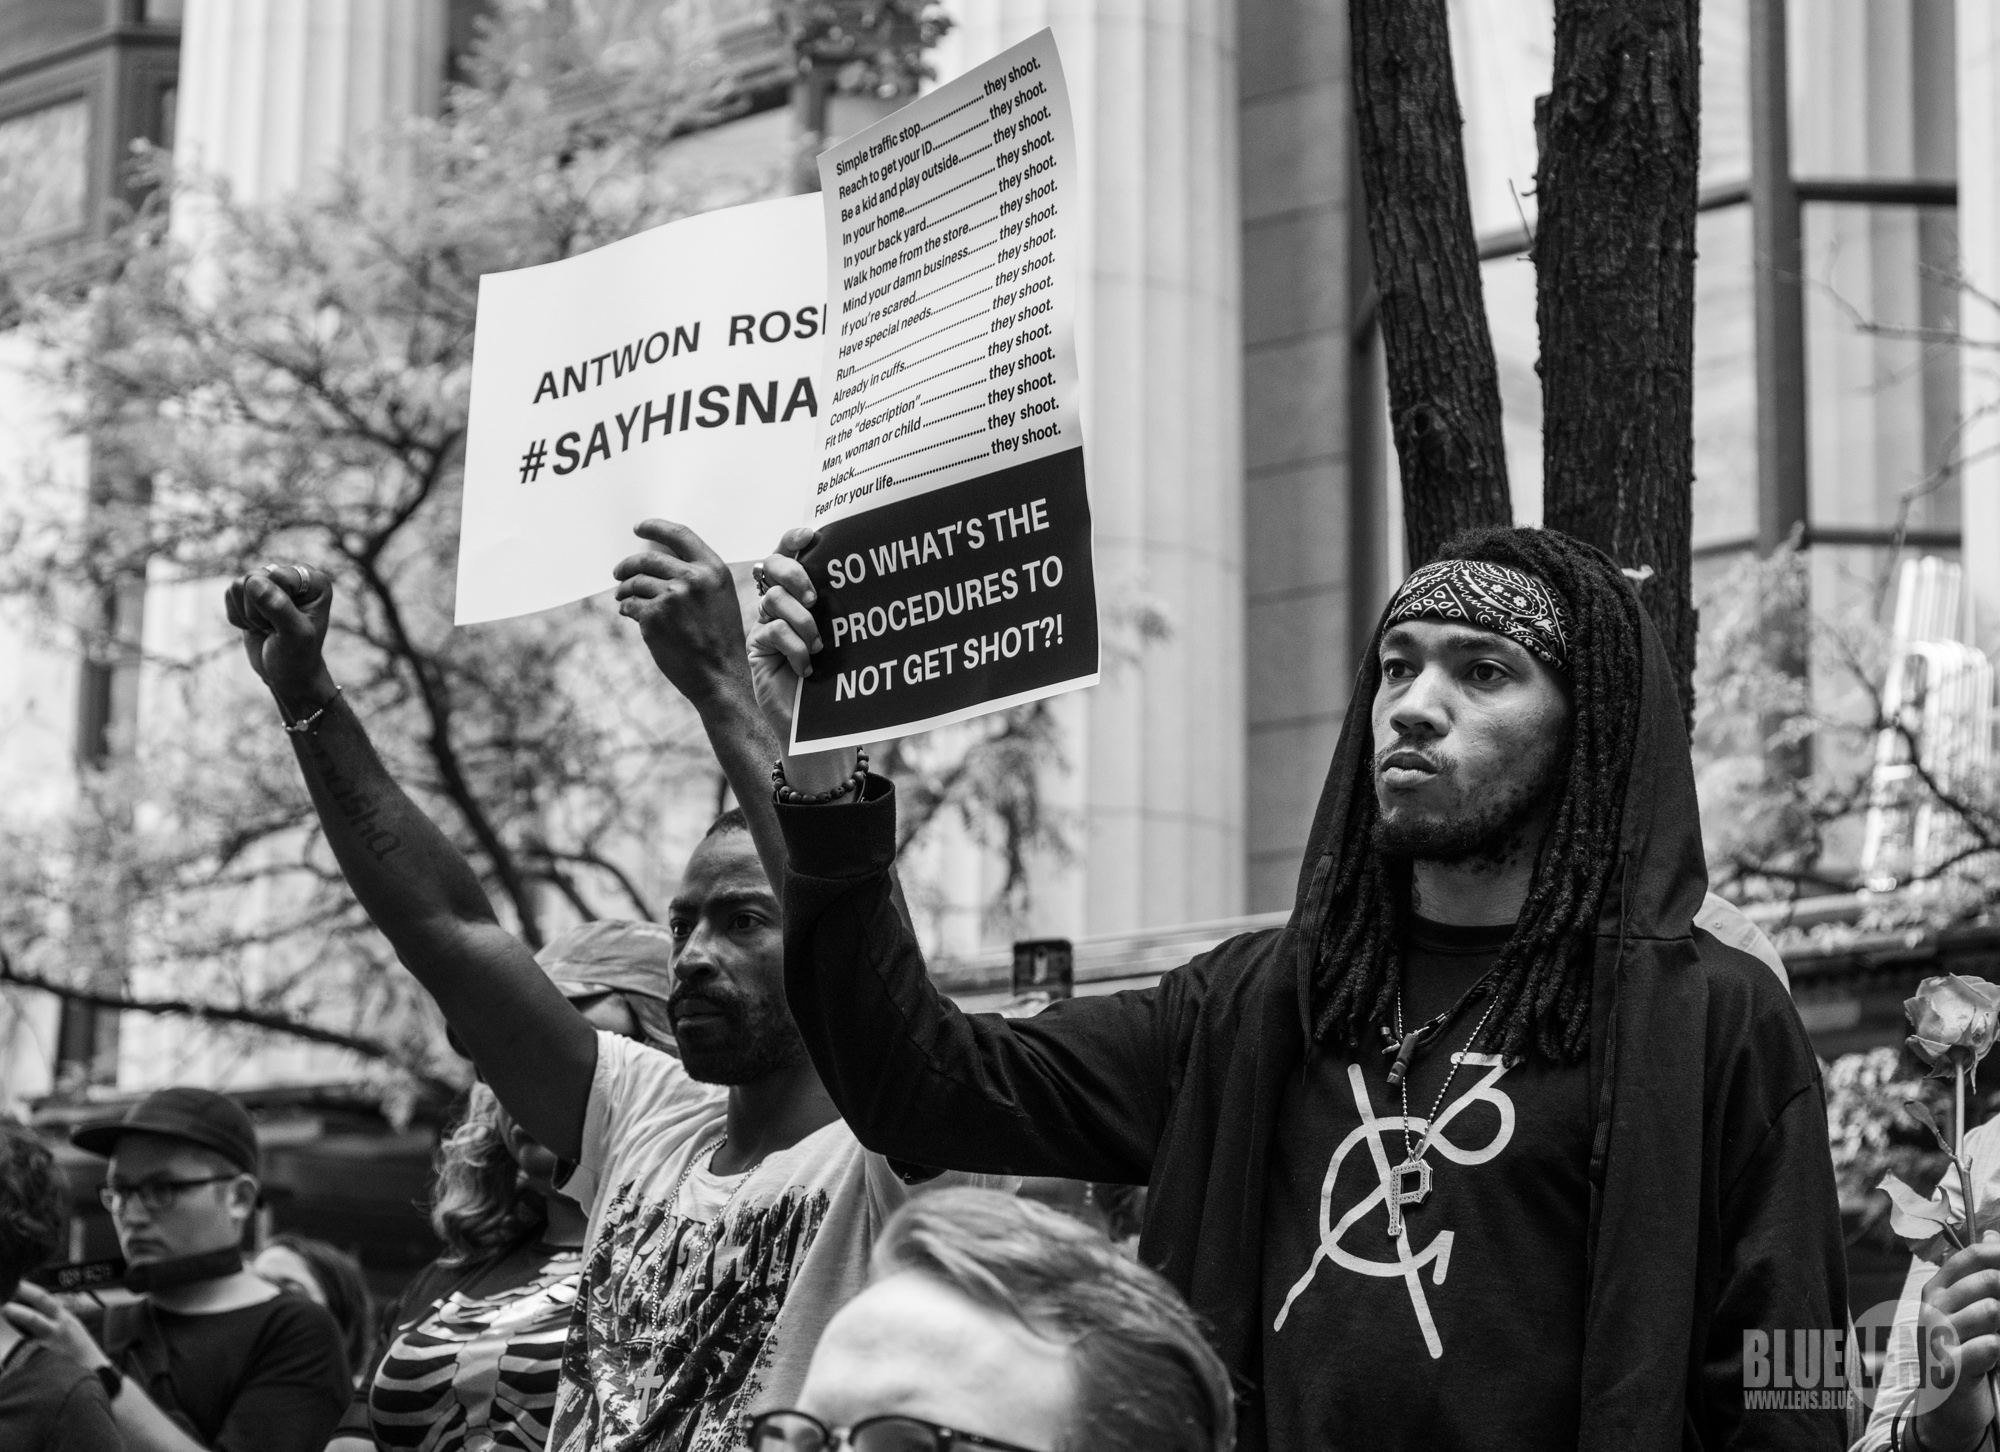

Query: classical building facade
[[1, 0, 1994, 1114]]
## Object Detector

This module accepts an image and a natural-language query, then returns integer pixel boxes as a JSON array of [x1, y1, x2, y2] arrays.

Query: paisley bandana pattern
[[1384, 559, 1570, 669]]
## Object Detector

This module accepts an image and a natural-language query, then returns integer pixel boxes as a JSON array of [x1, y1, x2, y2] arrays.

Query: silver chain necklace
[[1383, 985, 1502, 1239], [668, 1131, 730, 1220]]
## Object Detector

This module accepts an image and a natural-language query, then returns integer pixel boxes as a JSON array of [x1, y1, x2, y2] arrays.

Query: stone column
[[932, 2, 1246, 936], [151, 0, 451, 658], [172, 0, 448, 202], [1240, 0, 1348, 911], [1960, 4, 2000, 653], [107, 0, 449, 1088]]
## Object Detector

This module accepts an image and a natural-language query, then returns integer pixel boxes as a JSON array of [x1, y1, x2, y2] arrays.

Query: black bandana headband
[[1384, 558, 1571, 669]]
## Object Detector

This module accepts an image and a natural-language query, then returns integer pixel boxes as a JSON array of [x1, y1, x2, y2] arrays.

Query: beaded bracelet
[[772, 751, 868, 805], [281, 687, 344, 737]]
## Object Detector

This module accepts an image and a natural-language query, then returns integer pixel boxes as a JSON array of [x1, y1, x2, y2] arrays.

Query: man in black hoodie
[[617, 521, 1846, 1450]]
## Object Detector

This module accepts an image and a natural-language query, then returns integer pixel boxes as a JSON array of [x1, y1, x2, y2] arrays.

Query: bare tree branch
[[0, 945, 451, 1094]]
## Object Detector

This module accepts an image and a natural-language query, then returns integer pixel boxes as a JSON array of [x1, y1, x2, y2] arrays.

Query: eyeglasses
[[100, 1175, 238, 1214], [747, 1411, 1046, 1452]]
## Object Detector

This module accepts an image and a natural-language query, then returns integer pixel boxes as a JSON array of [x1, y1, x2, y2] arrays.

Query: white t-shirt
[[677, 1152, 748, 1224], [546, 1031, 1006, 1452]]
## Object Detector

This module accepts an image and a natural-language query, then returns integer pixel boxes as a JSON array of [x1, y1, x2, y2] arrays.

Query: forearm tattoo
[[302, 735, 404, 863]]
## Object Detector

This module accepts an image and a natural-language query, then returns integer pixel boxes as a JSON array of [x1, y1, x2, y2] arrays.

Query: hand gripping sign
[[791, 29, 1098, 751], [456, 193, 825, 625]]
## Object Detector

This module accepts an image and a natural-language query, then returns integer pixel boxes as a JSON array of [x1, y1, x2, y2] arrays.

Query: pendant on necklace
[[1385, 1156, 1433, 1239]]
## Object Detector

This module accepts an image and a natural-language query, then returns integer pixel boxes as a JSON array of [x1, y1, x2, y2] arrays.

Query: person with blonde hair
[[327, 1084, 587, 1452]]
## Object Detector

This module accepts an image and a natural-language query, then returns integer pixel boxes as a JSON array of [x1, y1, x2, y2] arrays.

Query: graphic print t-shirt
[[548, 1031, 1002, 1452], [1261, 917, 1592, 1451]]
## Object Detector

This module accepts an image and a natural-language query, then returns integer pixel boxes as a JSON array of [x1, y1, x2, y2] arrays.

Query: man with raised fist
[[222, 558, 1001, 1452]]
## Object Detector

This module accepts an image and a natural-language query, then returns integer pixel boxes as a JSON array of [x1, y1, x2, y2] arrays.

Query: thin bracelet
[[1899, 1407, 1998, 1452], [281, 687, 344, 736], [771, 751, 868, 805]]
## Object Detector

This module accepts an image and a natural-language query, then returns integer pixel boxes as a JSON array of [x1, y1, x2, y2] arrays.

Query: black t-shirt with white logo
[[1260, 915, 1593, 1450]]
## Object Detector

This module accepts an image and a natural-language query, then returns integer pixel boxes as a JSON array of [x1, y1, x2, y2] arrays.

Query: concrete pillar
[[1239, 0, 1347, 911], [148, 0, 452, 703], [152, 0, 451, 657], [105, 0, 450, 1090], [172, 0, 447, 202], [1960, 3, 2000, 654], [933, 2, 1245, 936]]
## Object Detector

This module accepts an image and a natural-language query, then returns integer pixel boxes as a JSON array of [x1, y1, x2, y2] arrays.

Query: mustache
[[1373, 740, 1447, 776], [668, 987, 744, 1020]]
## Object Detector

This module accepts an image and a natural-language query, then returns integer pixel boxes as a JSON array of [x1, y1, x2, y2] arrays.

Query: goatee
[[1372, 743, 1567, 867], [670, 988, 809, 1085]]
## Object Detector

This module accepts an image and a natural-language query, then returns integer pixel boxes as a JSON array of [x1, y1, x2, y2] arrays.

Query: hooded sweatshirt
[[777, 596, 1846, 1451]]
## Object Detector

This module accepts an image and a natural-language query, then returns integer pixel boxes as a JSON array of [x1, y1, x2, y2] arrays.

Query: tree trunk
[[1536, 0, 1702, 725], [1348, 0, 1514, 567]]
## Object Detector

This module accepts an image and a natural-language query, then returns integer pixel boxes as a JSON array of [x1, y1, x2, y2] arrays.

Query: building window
[[0, 98, 90, 245]]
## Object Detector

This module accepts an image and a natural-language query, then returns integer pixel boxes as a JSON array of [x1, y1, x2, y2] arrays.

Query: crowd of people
[[0, 516, 1982, 1451]]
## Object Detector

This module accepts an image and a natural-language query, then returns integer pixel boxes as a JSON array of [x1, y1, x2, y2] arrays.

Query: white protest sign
[[790, 29, 1098, 751], [456, 192, 825, 625]]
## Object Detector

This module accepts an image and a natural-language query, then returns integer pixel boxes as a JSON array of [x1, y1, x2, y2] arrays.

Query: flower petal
[[1880, 1173, 1958, 1245]]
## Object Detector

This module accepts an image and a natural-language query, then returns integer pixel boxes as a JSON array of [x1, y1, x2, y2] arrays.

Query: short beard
[[671, 989, 810, 1086], [1372, 744, 1567, 868]]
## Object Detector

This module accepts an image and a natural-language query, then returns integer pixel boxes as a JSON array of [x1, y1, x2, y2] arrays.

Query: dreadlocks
[[1311, 526, 1646, 1066]]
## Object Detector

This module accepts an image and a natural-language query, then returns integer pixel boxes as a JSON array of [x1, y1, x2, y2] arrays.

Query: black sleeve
[[48, 1376, 122, 1452], [211, 1299, 352, 1452], [1695, 982, 1849, 1451], [779, 776, 1189, 1183]]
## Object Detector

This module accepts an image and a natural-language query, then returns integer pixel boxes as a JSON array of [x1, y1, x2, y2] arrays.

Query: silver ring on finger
[[752, 564, 770, 596], [293, 565, 310, 591]]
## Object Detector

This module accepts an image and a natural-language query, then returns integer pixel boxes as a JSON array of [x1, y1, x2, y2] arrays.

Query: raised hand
[[222, 562, 336, 710], [611, 520, 751, 708], [746, 526, 823, 746]]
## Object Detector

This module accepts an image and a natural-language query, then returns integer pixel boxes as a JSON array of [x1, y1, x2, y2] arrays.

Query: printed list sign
[[456, 192, 825, 625], [792, 29, 1098, 751]]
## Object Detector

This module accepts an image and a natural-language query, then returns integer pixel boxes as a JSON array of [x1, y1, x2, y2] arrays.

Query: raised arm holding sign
[[727, 519, 1853, 1452]]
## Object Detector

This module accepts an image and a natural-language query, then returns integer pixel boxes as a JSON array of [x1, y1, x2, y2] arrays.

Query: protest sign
[[792, 29, 1097, 751], [456, 192, 824, 625]]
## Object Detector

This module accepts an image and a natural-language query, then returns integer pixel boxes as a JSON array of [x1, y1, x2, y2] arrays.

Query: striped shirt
[[367, 1248, 583, 1451]]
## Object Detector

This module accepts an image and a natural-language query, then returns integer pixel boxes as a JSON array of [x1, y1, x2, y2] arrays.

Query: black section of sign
[[796, 447, 1096, 742]]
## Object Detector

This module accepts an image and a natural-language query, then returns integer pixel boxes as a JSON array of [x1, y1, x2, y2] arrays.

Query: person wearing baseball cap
[[536, 919, 680, 1053], [442, 919, 681, 1062], [3, 1087, 349, 1452]]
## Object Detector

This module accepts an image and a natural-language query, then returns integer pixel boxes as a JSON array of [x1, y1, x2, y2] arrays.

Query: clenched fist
[[223, 562, 337, 712]]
